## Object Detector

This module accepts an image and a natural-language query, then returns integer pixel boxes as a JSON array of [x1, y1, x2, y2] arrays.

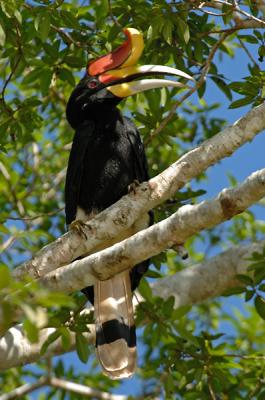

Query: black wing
[[65, 120, 95, 225], [123, 117, 154, 290], [124, 116, 150, 183]]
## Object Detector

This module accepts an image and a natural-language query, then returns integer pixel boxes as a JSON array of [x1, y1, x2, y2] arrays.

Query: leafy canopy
[[0, 0, 265, 399]]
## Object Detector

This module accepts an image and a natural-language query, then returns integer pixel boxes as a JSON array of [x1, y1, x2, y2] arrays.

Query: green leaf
[[22, 67, 43, 85], [40, 330, 61, 355], [39, 70, 53, 96], [60, 10, 81, 29], [58, 68, 75, 86], [258, 45, 265, 59], [238, 35, 258, 44], [176, 326, 199, 346], [163, 296, 175, 317], [258, 283, 265, 292], [54, 359, 64, 377], [245, 289, 255, 302], [235, 274, 253, 286], [64, 56, 84, 68], [211, 76, 232, 101], [0, 264, 11, 289], [254, 296, 265, 320], [0, 21, 6, 47], [145, 270, 163, 279], [222, 4, 233, 24], [247, 260, 265, 271], [37, 291, 74, 308], [197, 81, 206, 98], [35, 13, 51, 42], [76, 333, 89, 363], [23, 319, 39, 343], [229, 96, 253, 109], [177, 18, 190, 44], [60, 327, 71, 351], [138, 278, 153, 301], [147, 25, 153, 41], [14, 9, 22, 24], [0, 2, 15, 18], [162, 21, 173, 45], [172, 305, 191, 319], [222, 286, 246, 296]]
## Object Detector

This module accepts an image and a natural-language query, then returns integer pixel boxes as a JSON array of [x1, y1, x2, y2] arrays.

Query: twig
[[4, 208, 64, 222], [224, 354, 265, 360], [247, 376, 265, 399], [108, 0, 122, 28], [237, 36, 260, 69], [202, 0, 265, 26], [50, 377, 127, 399], [0, 23, 22, 121], [234, 5, 265, 26], [0, 377, 48, 400], [23, 3, 91, 48], [0, 236, 16, 253], [50, 25, 84, 48], [206, 370, 217, 400], [199, 8, 233, 16]]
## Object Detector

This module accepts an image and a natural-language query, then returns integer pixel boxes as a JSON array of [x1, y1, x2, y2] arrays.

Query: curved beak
[[102, 65, 194, 97], [88, 27, 194, 98]]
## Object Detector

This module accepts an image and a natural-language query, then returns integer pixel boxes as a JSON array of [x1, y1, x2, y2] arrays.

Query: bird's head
[[66, 28, 194, 129]]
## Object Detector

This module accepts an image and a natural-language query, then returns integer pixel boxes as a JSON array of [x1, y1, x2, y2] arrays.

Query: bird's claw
[[69, 220, 88, 240], [128, 179, 140, 195]]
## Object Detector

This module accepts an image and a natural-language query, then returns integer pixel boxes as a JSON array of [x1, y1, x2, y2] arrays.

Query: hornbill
[[65, 28, 193, 379]]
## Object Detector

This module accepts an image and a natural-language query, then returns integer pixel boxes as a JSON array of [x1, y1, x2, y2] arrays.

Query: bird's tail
[[94, 271, 136, 379]]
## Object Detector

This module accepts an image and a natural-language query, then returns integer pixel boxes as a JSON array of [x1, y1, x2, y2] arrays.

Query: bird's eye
[[87, 80, 98, 89]]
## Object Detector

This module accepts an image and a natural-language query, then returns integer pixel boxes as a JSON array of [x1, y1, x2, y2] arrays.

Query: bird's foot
[[128, 179, 140, 195], [69, 220, 88, 240]]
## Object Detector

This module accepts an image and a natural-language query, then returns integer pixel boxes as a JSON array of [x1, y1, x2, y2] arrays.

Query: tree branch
[[199, 1, 265, 28], [50, 377, 127, 399], [13, 102, 265, 281], [36, 168, 265, 293], [152, 240, 265, 306], [1, 240, 264, 370], [0, 321, 95, 371], [0, 376, 48, 400]]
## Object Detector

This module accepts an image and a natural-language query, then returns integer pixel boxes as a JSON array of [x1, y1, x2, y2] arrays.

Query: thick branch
[[152, 240, 265, 306], [14, 103, 265, 280], [0, 322, 95, 371], [1, 240, 264, 370], [39, 169, 265, 292]]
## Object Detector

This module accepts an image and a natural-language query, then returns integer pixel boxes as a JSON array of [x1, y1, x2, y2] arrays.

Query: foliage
[[0, 0, 265, 399]]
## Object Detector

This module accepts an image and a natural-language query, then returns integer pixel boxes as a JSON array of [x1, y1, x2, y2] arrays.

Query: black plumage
[[65, 75, 152, 296], [64, 24, 193, 379], [65, 74, 152, 379]]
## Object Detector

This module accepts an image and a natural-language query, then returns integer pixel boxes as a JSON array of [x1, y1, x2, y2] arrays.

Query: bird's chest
[[86, 120, 133, 176], [78, 119, 136, 209]]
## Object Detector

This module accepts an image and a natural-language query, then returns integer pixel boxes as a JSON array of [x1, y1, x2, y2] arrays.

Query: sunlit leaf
[[76, 333, 89, 363], [254, 296, 265, 320]]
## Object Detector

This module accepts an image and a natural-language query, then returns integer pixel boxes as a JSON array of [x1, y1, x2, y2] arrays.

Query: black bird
[[65, 28, 193, 379]]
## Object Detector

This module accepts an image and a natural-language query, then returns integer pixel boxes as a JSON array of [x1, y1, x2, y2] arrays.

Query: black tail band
[[96, 319, 136, 348]]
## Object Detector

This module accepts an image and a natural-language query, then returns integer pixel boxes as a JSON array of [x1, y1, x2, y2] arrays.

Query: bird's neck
[[88, 105, 121, 123]]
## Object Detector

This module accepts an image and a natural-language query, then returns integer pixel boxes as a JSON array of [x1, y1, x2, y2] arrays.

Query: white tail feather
[[94, 271, 136, 379]]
